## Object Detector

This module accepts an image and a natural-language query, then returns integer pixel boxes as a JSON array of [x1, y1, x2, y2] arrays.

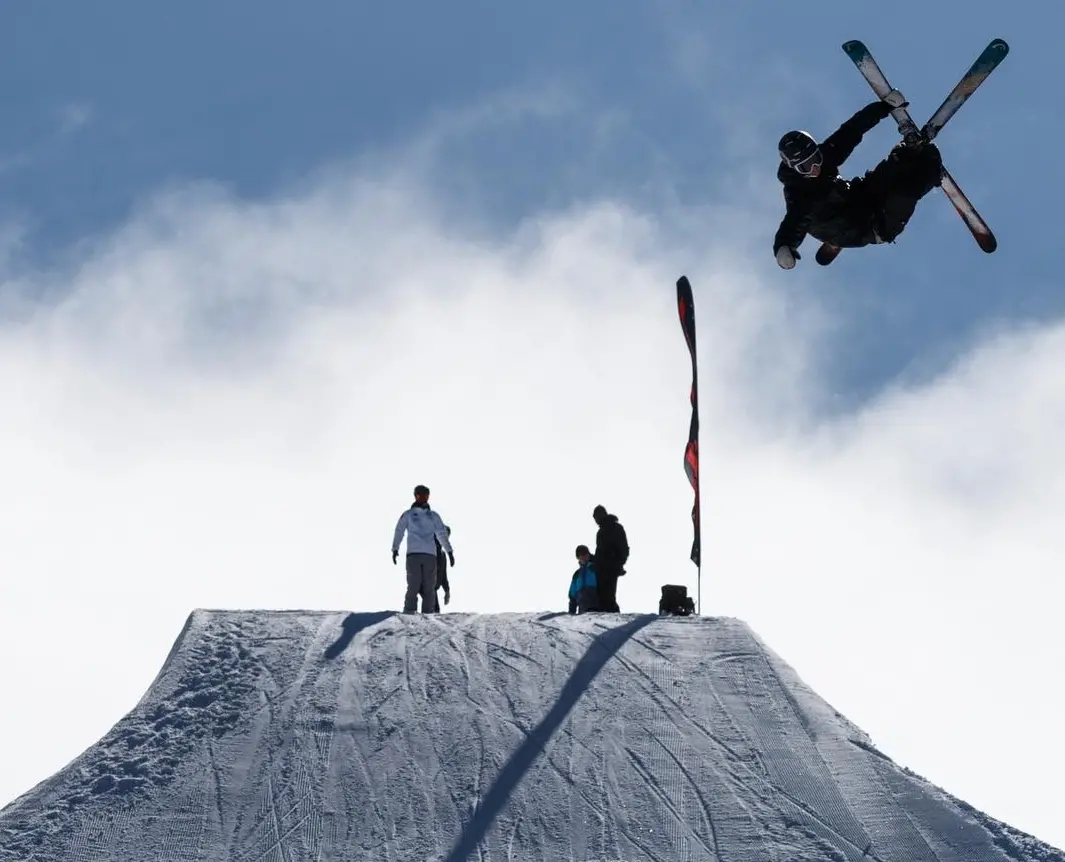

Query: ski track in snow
[[1, 610, 1062, 862]]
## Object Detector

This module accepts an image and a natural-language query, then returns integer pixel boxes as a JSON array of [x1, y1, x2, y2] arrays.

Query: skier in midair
[[773, 90, 944, 268]]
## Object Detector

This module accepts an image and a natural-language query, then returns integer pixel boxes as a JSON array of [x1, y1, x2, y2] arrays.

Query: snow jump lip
[[1, 610, 1061, 861]]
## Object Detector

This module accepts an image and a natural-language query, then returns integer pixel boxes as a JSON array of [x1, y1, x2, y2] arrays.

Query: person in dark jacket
[[427, 527, 452, 613], [592, 505, 628, 613], [569, 545, 599, 614], [773, 91, 944, 269]]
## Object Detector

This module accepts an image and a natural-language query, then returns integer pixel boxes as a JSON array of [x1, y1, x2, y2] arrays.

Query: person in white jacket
[[392, 485, 454, 614]]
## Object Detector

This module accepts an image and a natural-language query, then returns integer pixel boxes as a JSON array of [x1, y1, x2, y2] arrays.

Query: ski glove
[[444, 589, 451, 606], [392, 549, 398, 565], [775, 246, 799, 270], [447, 551, 455, 567]]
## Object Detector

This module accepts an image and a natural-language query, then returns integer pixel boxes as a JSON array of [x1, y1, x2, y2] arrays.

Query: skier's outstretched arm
[[774, 200, 810, 263], [821, 100, 893, 167]]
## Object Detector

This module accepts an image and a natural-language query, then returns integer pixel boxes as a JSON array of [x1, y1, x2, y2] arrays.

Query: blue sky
[[2, 2, 1054, 402], [1, 0, 1063, 851]]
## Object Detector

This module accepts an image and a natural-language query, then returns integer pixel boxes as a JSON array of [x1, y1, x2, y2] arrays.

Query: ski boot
[[882, 88, 932, 149], [816, 243, 842, 266], [902, 129, 930, 147]]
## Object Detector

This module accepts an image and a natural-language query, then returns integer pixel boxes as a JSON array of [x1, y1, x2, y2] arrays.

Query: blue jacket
[[569, 561, 599, 613]]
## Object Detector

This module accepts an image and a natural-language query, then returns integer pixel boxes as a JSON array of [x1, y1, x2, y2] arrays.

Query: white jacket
[[393, 505, 452, 557]]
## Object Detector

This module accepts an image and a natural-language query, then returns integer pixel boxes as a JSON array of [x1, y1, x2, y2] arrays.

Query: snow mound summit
[[1, 610, 1061, 861]]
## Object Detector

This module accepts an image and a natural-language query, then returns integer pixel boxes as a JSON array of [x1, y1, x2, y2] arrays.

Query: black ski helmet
[[778, 130, 823, 175]]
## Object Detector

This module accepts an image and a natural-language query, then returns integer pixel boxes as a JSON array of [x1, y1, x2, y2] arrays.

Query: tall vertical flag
[[676, 276, 701, 611]]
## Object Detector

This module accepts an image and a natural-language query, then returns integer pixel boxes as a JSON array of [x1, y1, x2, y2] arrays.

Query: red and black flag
[[676, 276, 700, 568]]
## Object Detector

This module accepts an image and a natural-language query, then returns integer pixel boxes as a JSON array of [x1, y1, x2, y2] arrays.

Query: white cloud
[[0, 152, 1062, 850]]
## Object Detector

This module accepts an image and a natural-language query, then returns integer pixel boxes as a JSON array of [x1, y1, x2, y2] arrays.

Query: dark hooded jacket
[[594, 514, 629, 575], [773, 100, 894, 252], [434, 536, 450, 593]]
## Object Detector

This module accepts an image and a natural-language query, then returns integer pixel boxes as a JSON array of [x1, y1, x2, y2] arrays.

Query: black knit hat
[[414, 484, 430, 496]]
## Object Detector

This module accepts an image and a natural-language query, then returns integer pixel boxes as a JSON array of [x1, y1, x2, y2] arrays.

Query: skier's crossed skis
[[829, 37, 1010, 262], [773, 38, 1008, 270]]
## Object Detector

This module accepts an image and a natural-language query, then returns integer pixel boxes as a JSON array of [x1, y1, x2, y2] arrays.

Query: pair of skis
[[817, 37, 1009, 265]]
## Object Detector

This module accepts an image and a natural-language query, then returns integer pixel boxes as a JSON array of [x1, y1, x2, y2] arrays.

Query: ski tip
[[990, 38, 1009, 56], [841, 40, 867, 54], [970, 228, 998, 253]]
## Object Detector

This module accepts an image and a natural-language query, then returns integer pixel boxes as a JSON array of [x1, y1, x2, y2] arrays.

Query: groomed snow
[[1, 610, 1061, 861]]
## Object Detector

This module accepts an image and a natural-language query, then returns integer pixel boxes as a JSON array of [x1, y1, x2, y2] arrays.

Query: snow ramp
[[1, 610, 1061, 861]]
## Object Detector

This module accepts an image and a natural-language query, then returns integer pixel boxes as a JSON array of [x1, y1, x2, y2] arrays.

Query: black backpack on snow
[[659, 584, 695, 616]]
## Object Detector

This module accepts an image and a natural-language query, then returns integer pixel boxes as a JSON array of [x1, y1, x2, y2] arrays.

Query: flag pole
[[676, 276, 702, 614]]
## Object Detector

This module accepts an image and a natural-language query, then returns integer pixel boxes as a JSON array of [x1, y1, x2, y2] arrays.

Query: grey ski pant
[[404, 553, 438, 614]]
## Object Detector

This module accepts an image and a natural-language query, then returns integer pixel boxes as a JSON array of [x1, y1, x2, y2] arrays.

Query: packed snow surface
[[1, 610, 1061, 861]]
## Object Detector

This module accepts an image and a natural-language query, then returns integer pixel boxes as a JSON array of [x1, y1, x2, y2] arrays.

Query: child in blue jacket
[[568, 545, 599, 614]]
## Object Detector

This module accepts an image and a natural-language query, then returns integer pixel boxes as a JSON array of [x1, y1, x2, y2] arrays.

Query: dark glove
[[868, 100, 891, 120], [447, 551, 455, 567], [392, 549, 398, 565], [873, 93, 908, 120], [444, 589, 451, 606]]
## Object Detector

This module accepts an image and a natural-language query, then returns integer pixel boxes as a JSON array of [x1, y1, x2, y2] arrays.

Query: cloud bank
[[0, 150, 1062, 847]]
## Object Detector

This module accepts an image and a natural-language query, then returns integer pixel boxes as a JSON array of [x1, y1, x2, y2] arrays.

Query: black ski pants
[[860, 142, 944, 243], [596, 567, 621, 613]]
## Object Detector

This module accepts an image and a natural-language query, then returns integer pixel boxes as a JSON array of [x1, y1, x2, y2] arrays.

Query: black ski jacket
[[594, 515, 629, 576], [773, 100, 893, 252], [434, 537, 450, 592]]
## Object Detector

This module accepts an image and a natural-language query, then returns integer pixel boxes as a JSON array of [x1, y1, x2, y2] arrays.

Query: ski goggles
[[790, 148, 824, 176]]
